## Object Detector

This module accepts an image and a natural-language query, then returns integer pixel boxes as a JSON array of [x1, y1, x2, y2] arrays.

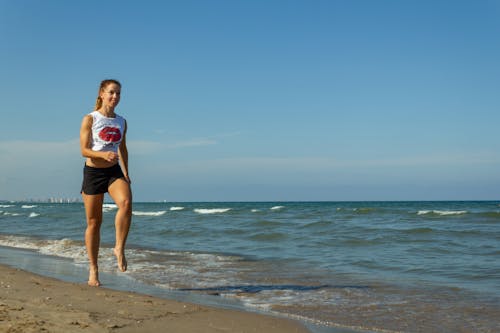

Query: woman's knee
[[116, 197, 132, 212], [86, 217, 102, 230]]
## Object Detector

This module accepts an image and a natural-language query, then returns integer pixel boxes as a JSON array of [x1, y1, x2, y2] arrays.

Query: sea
[[0, 201, 499, 333]]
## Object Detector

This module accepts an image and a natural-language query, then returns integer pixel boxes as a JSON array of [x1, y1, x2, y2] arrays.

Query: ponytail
[[94, 79, 121, 110], [94, 96, 103, 110]]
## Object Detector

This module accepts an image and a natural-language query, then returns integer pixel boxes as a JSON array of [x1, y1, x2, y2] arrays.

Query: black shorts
[[81, 164, 125, 195]]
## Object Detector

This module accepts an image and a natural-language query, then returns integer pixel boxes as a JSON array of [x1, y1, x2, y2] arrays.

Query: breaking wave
[[417, 210, 468, 216], [132, 211, 167, 216], [194, 208, 231, 214]]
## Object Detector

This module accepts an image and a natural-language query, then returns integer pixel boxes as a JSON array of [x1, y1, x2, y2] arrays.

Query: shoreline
[[0, 263, 312, 333], [0, 246, 366, 333]]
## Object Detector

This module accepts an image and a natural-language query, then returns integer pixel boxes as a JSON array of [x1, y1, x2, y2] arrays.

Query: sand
[[0, 264, 310, 333]]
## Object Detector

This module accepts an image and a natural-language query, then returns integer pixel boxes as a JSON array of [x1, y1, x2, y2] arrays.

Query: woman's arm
[[118, 120, 130, 183], [80, 115, 118, 162]]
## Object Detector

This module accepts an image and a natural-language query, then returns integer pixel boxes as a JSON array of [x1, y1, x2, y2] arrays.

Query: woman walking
[[80, 79, 132, 286]]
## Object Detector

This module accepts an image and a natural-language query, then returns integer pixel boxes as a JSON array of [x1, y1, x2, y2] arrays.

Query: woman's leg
[[108, 178, 132, 272], [82, 193, 104, 286]]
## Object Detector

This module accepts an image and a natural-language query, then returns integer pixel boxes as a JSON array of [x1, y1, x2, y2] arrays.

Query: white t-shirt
[[89, 111, 126, 153]]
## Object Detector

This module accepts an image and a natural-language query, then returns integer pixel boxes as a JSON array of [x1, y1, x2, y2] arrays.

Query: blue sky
[[1, 0, 499, 201]]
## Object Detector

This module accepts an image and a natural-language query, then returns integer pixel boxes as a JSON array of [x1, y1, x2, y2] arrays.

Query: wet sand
[[0, 264, 310, 333]]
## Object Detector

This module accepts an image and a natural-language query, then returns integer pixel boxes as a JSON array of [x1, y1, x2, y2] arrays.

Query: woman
[[80, 79, 132, 287]]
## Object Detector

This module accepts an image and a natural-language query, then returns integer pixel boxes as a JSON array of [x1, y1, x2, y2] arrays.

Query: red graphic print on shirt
[[99, 127, 122, 142]]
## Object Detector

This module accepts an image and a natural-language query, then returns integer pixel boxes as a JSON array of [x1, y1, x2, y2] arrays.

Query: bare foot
[[114, 248, 127, 272], [88, 266, 101, 287]]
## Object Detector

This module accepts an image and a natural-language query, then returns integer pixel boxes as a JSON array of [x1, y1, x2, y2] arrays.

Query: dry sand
[[0, 264, 310, 333]]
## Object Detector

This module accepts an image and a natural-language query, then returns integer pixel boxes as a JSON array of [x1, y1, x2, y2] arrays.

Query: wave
[[170, 206, 185, 211], [336, 207, 377, 214], [252, 219, 287, 228], [406, 227, 434, 234], [2, 212, 21, 216], [132, 211, 166, 216], [0, 205, 14, 208], [0, 235, 87, 263], [103, 203, 117, 209], [194, 208, 231, 214], [29, 212, 40, 218], [21, 205, 37, 209], [417, 210, 468, 216], [270, 206, 284, 210], [353, 207, 377, 214], [102, 203, 118, 212], [37, 238, 87, 262], [0, 235, 47, 251], [301, 220, 331, 229], [475, 211, 500, 219]]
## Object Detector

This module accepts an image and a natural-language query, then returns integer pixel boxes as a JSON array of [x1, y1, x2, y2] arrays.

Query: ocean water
[[0, 201, 499, 332]]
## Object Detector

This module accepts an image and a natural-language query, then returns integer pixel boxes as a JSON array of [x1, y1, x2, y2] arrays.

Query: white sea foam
[[0, 235, 41, 250], [0, 235, 241, 287], [124, 249, 243, 292], [37, 238, 87, 262], [0, 205, 13, 208], [170, 206, 185, 211], [103, 203, 117, 209], [418, 210, 468, 216], [103, 203, 117, 208], [3, 212, 21, 216], [22, 205, 37, 209], [238, 289, 318, 311], [0, 235, 102, 265], [102, 203, 118, 212], [132, 211, 166, 216], [251, 209, 260, 213], [29, 212, 40, 218], [270, 206, 284, 210], [194, 208, 231, 214]]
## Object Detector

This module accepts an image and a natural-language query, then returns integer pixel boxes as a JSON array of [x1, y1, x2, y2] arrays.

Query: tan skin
[[80, 82, 132, 287]]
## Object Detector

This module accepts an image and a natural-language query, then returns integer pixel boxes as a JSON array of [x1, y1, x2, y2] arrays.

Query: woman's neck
[[98, 106, 115, 118]]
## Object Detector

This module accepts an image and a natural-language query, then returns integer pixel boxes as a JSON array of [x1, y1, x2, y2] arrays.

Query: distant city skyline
[[1, 197, 81, 204]]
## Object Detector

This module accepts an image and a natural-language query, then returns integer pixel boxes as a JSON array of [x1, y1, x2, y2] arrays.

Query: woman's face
[[100, 83, 121, 109]]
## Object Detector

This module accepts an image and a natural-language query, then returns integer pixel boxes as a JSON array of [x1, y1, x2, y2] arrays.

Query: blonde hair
[[94, 79, 121, 110]]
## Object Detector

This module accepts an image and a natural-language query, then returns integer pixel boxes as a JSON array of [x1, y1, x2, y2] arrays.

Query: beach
[[1, 201, 499, 332], [0, 264, 310, 333]]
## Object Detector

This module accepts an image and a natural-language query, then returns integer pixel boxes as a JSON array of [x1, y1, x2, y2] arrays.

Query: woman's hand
[[101, 151, 119, 163]]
